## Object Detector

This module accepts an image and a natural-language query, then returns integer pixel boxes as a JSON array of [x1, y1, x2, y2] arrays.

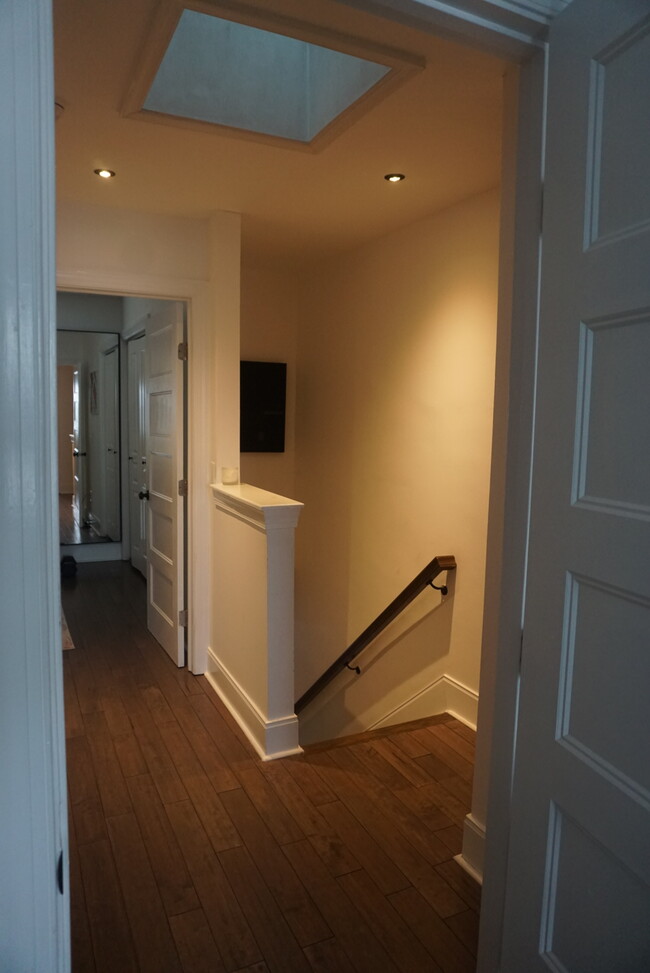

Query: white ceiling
[[54, 0, 506, 265]]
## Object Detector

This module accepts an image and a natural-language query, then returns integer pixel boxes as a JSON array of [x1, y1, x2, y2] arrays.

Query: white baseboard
[[455, 813, 486, 884], [370, 674, 478, 732], [206, 647, 302, 761], [444, 675, 479, 730]]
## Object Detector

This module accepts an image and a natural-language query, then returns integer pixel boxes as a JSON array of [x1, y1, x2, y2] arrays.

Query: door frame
[[3, 0, 558, 968], [57, 271, 211, 676]]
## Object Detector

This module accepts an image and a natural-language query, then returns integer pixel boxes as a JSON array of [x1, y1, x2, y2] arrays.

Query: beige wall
[[293, 188, 500, 730], [239, 264, 299, 498]]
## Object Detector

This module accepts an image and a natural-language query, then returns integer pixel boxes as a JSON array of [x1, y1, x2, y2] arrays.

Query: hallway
[[62, 562, 479, 972]]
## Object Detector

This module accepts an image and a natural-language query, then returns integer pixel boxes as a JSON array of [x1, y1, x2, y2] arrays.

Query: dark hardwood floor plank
[[401, 777, 470, 827], [435, 825, 464, 856], [259, 758, 344, 841], [82, 711, 133, 819], [165, 799, 262, 971], [220, 844, 313, 972], [126, 777, 200, 918], [318, 800, 409, 893], [338, 869, 444, 973], [169, 908, 227, 973], [282, 756, 337, 807], [416, 728, 475, 781], [67, 807, 96, 973], [389, 886, 476, 973], [106, 811, 183, 973], [235, 761, 306, 845], [220, 786, 331, 948], [169, 696, 240, 793], [77, 837, 139, 973], [141, 683, 177, 726], [112, 731, 148, 779], [392, 784, 455, 833], [159, 720, 242, 853], [445, 720, 477, 745], [64, 655, 86, 739], [303, 938, 356, 972], [66, 734, 108, 846], [283, 839, 400, 973], [445, 909, 480, 958], [390, 728, 431, 759], [434, 860, 481, 914], [124, 692, 189, 806], [431, 723, 476, 761], [189, 691, 256, 767], [370, 736, 435, 786], [325, 747, 455, 867]]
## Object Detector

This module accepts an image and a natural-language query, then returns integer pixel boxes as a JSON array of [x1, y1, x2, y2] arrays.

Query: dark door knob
[[138, 489, 150, 500], [72, 449, 86, 457]]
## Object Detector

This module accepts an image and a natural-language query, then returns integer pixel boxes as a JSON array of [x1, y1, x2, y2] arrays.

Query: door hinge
[[178, 341, 188, 361], [179, 609, 188, 627], [178, 478, 188, 497]]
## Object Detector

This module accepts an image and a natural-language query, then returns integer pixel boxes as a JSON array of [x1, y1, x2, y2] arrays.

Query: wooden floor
[[62, 562, 480, 973], [59, 494, 110, 546]]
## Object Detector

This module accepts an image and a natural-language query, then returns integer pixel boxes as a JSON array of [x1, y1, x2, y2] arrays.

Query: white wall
[[57, 201, 241, 673], [239, 263, 298, 498], [294, 188, 500, 737]]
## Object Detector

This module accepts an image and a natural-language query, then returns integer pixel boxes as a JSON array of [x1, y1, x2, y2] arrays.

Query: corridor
[[62, 562, 479, 972]]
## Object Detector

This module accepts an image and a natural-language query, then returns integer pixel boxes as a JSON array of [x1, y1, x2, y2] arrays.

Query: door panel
[[145, 303, 185, 666], [501, 2, 650, 968]]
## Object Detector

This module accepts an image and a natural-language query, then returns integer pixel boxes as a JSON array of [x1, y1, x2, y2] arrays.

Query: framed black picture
[[240, 360, 286, 452]]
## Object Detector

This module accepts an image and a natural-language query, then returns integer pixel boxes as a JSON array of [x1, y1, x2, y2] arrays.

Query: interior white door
[[101, 344, 120, 540], [128, 335, 147, 576], [145, 302, 185, 666], [500, 2, 650, 968]]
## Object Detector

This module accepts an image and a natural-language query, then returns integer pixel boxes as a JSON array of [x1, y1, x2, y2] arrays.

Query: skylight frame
[[121, 0, 425, 152]]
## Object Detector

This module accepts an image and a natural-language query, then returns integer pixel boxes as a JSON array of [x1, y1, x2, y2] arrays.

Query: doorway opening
[[57, 290, 189, 669]]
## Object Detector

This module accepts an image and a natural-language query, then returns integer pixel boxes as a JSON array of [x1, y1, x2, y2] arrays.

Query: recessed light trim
[[384, 173, 405, 182], [94, 168, 116, 179]]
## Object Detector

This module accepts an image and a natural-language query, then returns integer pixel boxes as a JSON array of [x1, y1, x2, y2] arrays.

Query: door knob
[[138, 489, 150, 500]]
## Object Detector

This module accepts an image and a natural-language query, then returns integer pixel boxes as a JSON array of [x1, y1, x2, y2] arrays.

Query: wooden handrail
[[295, 554, 456, 713]]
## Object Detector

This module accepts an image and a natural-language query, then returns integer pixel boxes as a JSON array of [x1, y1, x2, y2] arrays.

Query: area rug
[[61, 608, 75, 650]]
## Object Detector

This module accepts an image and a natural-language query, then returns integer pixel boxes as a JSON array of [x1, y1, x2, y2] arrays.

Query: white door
[[500, 1, 650, 968], [128, 334, 147, 576], [101, 344, 121, 540], [145, 302, 185, 666]]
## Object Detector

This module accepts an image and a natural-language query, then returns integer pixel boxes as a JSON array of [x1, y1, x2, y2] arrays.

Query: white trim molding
[[456, 813, 487, 884], [206, 649, 301, 760], [371, 674, 479, 731], [343, 0, 571, 56], [209, 483, 304, 759]]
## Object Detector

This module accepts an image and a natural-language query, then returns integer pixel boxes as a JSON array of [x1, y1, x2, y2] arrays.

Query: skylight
[[142, 10, 392, 144]]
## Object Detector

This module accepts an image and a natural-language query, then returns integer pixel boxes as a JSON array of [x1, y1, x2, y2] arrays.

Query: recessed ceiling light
[[94, 168, 116, 179], [384, 173, 405, 182]]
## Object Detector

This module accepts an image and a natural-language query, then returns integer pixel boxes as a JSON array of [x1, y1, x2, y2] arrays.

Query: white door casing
[[128, 334, 147, 576], [500, 1, 650, 968], [146, 302, 185, 666], [101, 344, 120, 541]]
